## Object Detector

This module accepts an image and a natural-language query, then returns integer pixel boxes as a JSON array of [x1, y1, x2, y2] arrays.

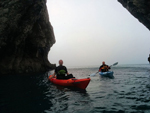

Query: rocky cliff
[[0, 0, 56, 75], [148, 54, 150, 63], [118, 0, 150, 63], [1, 0, 150, 75], [118, 0, 150, 30]]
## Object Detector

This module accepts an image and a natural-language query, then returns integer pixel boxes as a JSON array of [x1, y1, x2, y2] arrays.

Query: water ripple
[[1, 65, 150, 113]]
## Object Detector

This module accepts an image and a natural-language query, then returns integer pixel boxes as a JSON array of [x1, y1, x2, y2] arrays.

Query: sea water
[[0, 64, 150, 113]]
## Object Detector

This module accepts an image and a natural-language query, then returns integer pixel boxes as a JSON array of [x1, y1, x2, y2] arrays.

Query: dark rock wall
[[1, 0, 150, 75], [118, 0, 150, 63], [118, 0, 150, 31], [0, 0, 56, 75], [148, 54, 150, 63]]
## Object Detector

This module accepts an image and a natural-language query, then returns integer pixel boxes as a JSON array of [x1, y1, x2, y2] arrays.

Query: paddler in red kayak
[[99, 61, 110, 72], [49, 60, 74, 79]]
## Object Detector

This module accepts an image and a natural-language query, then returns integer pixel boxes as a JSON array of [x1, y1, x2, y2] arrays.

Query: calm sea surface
[[1, 64, 150, 113]]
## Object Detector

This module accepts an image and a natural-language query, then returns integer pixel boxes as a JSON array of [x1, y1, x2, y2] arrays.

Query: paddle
[[109, 62, 118, 67], [89, 71, 99, 77], [89, 62, 118, 77]]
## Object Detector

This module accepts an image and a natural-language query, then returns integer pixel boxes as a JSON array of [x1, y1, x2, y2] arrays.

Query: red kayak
[[48, 75, 91, 90]]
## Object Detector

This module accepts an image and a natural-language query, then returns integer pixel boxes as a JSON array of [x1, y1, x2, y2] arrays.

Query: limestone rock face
[[118, 0, 150, 30], [148, 56, 150, 63], [0, 0, 56, 75]]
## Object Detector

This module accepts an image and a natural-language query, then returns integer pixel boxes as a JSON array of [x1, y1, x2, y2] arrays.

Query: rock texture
[[148, 54, 150, 63], [1, 0, 150, 75], [118, 0, 150, 30], [118, 0, 150, 63], [0, 0, 56, 75]]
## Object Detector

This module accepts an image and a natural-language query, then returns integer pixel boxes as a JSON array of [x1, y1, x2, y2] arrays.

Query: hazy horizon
[[46, 0, 150, 67]]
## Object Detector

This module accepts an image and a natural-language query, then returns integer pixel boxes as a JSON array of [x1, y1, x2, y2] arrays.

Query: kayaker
[[50, 60, 72, 79], [99, 61, 110, 72]]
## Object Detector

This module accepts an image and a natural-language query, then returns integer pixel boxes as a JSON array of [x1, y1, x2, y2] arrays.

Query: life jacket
[[101, 65, 108, 72], [55, 66, 67, 79], [58, 70, 66, 75]]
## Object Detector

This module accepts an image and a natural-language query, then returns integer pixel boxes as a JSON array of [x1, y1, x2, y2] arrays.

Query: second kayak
[[99, 71, 114, 78]]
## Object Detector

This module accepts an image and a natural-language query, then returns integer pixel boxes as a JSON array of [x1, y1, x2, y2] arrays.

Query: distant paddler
[[98, 61, 110, 72]]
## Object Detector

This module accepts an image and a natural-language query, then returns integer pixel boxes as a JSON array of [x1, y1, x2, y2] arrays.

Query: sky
[[46, 0, 150, 67]]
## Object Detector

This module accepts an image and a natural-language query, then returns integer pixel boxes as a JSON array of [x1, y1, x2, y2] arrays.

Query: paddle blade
[[89, 73, 97, 76], [109, 62, 118, 67], [112, 62, 118, 66]]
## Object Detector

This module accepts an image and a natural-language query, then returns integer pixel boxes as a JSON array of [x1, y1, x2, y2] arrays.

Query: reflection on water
[[1, 64, 150, 113], [46, 85, 92, 113], [0, 73, 92, 113], [0, 74, 52, 113]]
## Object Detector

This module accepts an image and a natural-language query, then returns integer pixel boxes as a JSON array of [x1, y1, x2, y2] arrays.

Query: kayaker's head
[[102, 61, 105, 65], [59, 60, 63, 66]]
